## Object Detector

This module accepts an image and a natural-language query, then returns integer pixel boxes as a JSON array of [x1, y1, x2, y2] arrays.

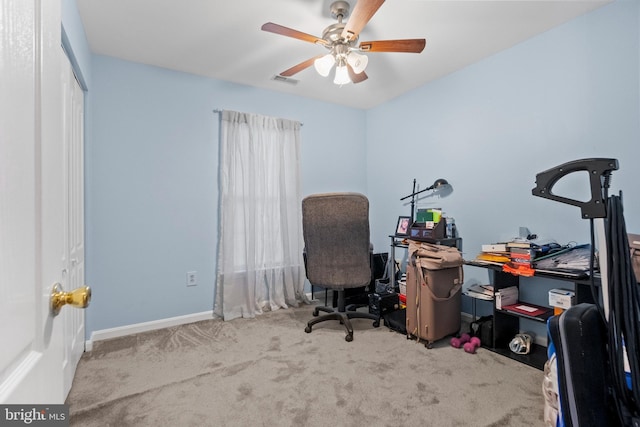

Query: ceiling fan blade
[[359, 39, 426, 53], [347, 64, 368, 84], [280, 55, 325, 77], [341, 0, 385, 41], [261, 22, 328, 46]]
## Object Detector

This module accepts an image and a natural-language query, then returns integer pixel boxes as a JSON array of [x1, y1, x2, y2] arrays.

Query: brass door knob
[[50, 283, 91, 316]]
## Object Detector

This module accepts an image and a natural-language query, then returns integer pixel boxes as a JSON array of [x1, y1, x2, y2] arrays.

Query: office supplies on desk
[[416, 208, 442, 223], [408, 219, 446, 240], [475, 252, 510, 263], [502, 262, 535, 277]]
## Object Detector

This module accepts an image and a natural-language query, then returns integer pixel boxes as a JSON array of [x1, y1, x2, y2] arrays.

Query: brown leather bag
[[408, 240, 463, 270]]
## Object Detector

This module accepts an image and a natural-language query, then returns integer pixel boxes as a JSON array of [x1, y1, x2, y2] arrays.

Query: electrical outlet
[[186, 271, 197, 287]]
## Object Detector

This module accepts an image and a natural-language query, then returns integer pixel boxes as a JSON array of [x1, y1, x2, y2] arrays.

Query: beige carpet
[[67, 304, 544, 426]]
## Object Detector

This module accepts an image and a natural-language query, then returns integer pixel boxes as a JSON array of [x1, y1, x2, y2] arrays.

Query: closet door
[[61, 48, 87, 398]]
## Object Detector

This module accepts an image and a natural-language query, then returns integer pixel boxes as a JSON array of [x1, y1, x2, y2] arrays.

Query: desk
[[465, 260, 600, 370]]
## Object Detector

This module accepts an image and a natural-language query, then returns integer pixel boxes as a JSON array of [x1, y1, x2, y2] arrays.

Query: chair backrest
[[302, 192, 371, 290]]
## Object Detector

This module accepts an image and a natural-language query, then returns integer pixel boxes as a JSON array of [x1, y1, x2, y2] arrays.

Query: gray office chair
[[301, 192, 380, 341]]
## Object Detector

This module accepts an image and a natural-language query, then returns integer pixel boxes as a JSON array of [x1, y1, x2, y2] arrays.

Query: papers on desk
[[534, 244, 593, 273], [465, 284, 494, 301]]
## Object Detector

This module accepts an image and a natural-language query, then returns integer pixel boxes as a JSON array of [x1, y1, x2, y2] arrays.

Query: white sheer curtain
[[214, 110, 307, 321]]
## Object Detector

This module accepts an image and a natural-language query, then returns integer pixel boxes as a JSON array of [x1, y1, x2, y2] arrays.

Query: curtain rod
[[213, 109, 303, 126]]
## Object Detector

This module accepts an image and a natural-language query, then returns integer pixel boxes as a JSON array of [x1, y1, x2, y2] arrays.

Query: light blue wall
[[63, 0, 640, 339], [366, 0, 640, 335], [85, 56, 366, 335]]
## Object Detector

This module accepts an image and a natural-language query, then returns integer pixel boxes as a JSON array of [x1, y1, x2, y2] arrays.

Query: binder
[[502, 303, 552, 318]]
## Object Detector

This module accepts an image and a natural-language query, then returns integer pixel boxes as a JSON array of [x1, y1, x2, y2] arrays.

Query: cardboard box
[[549, 288, 576, 309], [495, 286, 518, 309]]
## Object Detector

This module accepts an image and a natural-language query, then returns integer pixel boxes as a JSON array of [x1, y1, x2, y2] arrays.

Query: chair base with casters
[[304, 289, 380, 342]]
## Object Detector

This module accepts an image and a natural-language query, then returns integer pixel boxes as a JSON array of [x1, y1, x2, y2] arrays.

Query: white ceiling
[[77, 0, 611, 110]]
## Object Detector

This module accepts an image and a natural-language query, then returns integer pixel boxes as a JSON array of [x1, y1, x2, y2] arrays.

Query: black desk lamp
[[401, 178, 453, 221]]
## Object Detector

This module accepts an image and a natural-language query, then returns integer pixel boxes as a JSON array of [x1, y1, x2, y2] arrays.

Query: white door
[[0, 0, 84, 403], [61, 49, 86, 397]]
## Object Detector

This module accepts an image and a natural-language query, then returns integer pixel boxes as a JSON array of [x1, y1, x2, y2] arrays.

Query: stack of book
[[505, 240, 534, 250], [482, 243, 508, 252], [509, 247, 535, 268], [475, 240, 540, 266], [475, 243, 510, 264], [479, 241, 538, 252]]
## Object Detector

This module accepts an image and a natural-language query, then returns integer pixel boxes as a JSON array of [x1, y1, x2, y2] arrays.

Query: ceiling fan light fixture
[[333, 63, 351, 85], [261, 0, 425, 85], [347, 51, 368, 74], [314, 53, 335, 77]]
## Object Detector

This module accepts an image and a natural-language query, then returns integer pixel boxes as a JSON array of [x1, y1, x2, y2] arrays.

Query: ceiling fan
[[261, 0, 426, 85]]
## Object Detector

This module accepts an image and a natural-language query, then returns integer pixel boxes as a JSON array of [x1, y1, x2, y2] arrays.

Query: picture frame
[[395, 216, 412, 236]]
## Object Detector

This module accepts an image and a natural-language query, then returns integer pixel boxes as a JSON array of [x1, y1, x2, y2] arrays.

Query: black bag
[[368, 292, 400, 316], [470, 315, 493, 347], [383, 309, 407, 334], [548, 303, 614, 426]]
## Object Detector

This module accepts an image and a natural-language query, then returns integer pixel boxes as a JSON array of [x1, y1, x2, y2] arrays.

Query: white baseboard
[[85, 311, 214, 352], [86, 294, 323, 352]]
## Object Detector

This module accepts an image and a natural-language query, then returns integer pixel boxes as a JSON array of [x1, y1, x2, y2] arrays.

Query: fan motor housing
[[323, 1, 358, 48], [330, 1, 350, 20], [322, 23, 357, 48], [322, 23, 345, 43]]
